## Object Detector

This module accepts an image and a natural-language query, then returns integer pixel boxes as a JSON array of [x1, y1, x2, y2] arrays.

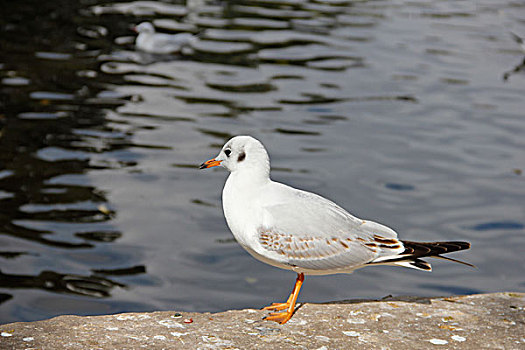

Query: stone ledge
[[1, 292, 523, 349]]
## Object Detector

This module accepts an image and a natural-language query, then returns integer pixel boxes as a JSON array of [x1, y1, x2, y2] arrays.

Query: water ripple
[[1, 0, 525, 324]]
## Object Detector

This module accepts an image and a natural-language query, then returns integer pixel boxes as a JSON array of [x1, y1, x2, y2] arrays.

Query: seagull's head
[[134, 22, 155, 34], [199, 135, 270, 175]]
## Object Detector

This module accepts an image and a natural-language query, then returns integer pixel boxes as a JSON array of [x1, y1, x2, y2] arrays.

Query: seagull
[[199, 135, 472, 324], [133, 22, 196, 54]]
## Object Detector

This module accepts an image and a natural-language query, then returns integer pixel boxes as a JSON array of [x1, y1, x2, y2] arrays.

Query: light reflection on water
[[0, 0, 524, 324]]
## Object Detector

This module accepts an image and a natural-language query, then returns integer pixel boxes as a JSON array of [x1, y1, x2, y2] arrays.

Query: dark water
[[1, 0, 524, 324]]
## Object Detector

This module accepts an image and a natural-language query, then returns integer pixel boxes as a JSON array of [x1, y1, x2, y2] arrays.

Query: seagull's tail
[[369, 240, 473, 272]]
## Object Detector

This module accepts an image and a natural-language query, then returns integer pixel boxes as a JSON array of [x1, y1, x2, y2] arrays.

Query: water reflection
[[0, 0, 148, 319], [1, 0, 525, 324], [0, 270, 126, 300]]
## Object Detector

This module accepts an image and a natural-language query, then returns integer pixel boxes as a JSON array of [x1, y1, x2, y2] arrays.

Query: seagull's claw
[[262, 273, 304, 325], [262, 302, 290, 311], [264, 311, 294, 324]]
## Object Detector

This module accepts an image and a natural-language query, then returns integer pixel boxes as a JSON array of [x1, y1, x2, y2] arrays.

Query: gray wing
[[159, 33, 194, 46], [258, 187, 404, 271]]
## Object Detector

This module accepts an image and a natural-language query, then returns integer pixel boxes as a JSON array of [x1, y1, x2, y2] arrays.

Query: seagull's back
[[222, 156, 403, 275], [136, 30, 194, 54]]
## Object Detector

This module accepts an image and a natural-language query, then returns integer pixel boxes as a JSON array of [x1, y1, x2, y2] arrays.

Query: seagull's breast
[[222, 173, 266, 249]]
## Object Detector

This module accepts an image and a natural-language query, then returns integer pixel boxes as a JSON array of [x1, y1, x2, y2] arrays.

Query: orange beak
[[199, 158, 222, 169]]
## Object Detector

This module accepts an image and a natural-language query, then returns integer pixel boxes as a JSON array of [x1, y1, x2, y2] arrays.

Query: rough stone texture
[[1, 293, 524, 349]]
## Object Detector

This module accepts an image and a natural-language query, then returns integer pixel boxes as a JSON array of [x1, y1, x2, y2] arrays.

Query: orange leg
[[262, 273, 304, 324]]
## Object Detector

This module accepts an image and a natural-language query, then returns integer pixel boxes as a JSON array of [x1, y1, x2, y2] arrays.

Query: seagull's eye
[[224, 149, 231, 157]]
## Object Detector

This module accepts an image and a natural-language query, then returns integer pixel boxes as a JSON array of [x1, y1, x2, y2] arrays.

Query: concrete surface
[[1, 292, 524, 349]]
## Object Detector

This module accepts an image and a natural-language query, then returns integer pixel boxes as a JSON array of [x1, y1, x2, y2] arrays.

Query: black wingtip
[[376, 240, 473, 269], [411, 258, 432, 271]]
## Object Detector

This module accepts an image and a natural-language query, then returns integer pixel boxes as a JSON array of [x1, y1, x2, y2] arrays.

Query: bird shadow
[[318, 294, 436, 306], [258, 295, 445, 325]]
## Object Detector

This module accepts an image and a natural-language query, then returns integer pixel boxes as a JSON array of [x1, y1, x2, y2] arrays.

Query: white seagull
[[133, 22, 196, 54], [200, 135, 472, 324]]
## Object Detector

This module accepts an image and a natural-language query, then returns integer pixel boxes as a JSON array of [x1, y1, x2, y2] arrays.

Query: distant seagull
[[200, 135, 472, 324], [133, 22, 196, 54]]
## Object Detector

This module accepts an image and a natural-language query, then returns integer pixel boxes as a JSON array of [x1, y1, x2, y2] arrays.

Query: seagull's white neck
[[227, 165, 270, 189], [138, 32, 154, 39], [222, 164, 271, 249]]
